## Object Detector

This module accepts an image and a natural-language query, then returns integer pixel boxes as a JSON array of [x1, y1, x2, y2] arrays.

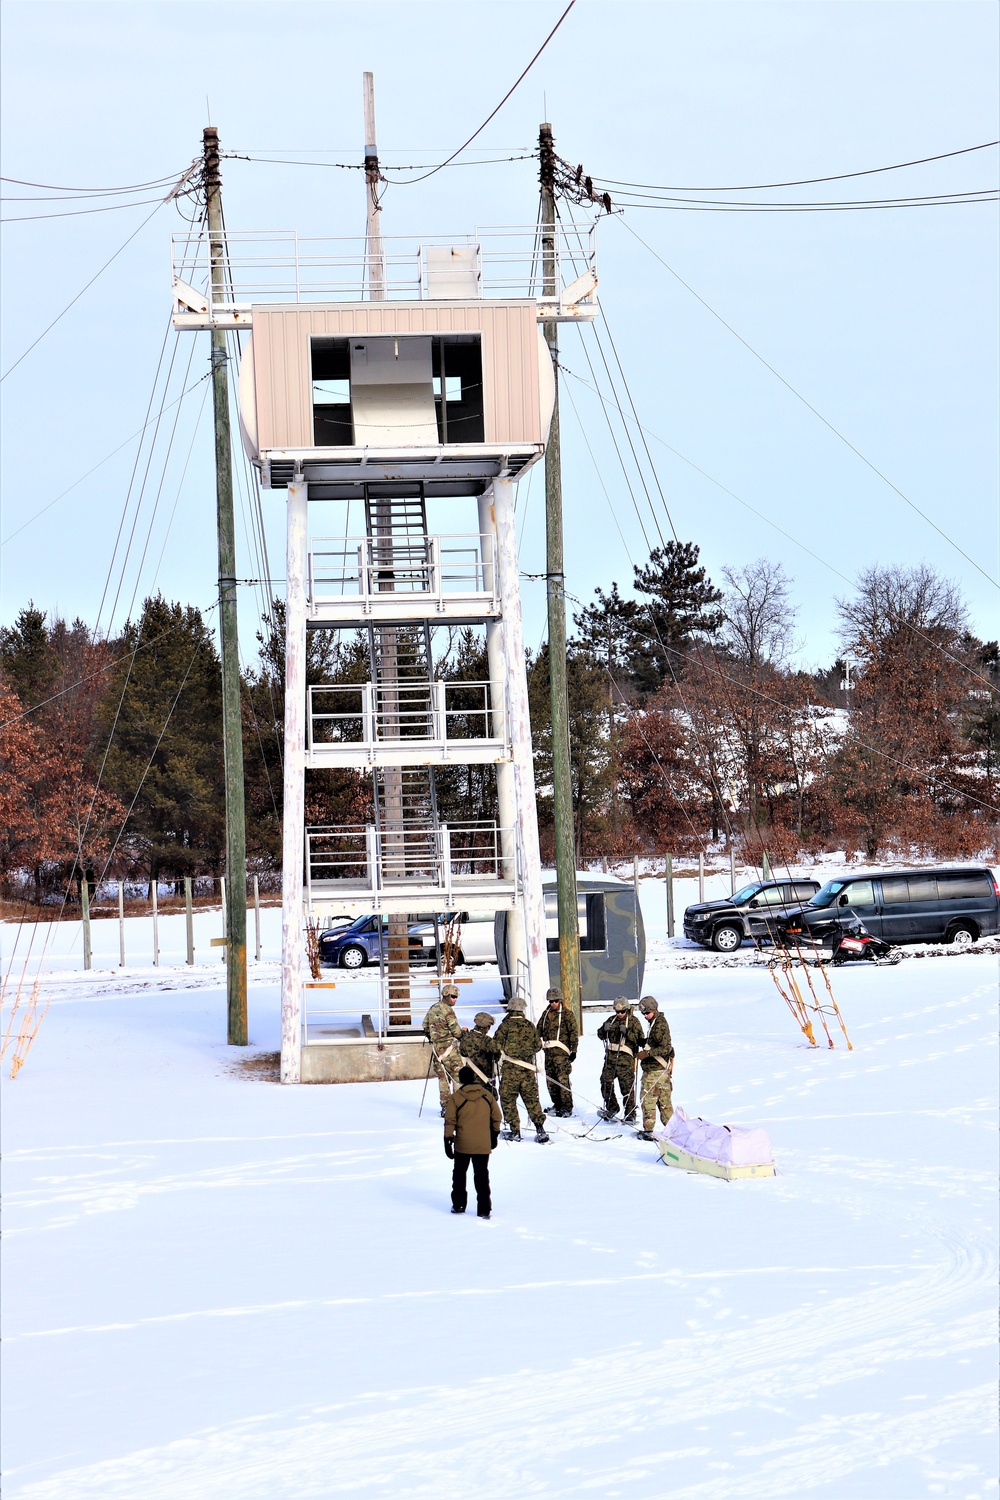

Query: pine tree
[[100, 595, 226, 885], [630, 541, 724, 694]]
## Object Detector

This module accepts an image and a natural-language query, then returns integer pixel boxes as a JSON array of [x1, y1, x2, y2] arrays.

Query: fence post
[[665, 853, 675, 938], [698, 852, 705, 903], [220, 875, 227, 960], [118, 880, 126, 967], [185, 877, 194, 965], [81, 878, 92, 971], [253, 875, 261, 963], [151, 881, 159, 967]]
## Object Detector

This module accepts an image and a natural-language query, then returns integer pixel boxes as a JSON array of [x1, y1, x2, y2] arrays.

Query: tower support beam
[[281, 478, 308, 1083]]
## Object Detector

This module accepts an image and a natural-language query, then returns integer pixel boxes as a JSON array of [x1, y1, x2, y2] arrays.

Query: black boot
[[597, 1107, 617, 1121], [636, 1130, 656, 1142], [535, 1125, 550, 1143], [502, 1128, 521, 1142]]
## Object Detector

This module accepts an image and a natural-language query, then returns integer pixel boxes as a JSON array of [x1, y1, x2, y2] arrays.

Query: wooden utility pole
[[539, 123, 582, 1028], [203, 126, 248, 1046]]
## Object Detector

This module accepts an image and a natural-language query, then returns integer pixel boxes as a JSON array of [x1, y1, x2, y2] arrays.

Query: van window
[[937, 872, 992, 900], [906, 875, 938, 902], [842, 880, 875, 907], [881, 877, 909, 904]]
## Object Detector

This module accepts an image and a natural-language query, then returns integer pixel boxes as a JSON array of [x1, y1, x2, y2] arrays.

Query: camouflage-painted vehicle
[[495, 872, 645, 1005]]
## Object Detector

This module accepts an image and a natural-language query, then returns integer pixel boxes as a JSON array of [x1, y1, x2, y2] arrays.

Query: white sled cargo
[[658, 1142, 776, 1181], [656, 1106, 775, 1181]]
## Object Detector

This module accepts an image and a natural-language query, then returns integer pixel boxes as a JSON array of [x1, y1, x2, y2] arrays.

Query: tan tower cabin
[[172, 102, 598, 1082]]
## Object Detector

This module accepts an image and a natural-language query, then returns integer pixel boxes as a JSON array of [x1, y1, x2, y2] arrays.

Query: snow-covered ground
[[2, 891, 998, 1498]]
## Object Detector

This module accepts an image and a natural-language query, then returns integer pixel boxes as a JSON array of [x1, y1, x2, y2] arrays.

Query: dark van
[[779, 867, 1000, 948]]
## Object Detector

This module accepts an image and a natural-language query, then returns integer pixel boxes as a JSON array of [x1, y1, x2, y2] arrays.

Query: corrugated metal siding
[[252, 302, 540, 450]]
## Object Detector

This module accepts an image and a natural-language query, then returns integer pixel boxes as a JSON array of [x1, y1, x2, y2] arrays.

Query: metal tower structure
[[171, 127, 599, 1084]]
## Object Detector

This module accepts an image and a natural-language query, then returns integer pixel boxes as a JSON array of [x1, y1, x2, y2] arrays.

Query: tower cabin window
[[311, 335, 484, 448]]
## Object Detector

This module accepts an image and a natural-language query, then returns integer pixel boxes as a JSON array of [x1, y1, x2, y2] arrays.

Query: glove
[[569, 1052, 577, 1063], [444, 1138, 455, 1159], [490, 1131, 499, 1150]]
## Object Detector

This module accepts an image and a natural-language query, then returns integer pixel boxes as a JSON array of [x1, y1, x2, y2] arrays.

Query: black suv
[[684, 878, 821, 952], [778, 867, 1000, 948]]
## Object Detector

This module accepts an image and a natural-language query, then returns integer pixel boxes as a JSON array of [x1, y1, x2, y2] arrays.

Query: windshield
[[808, 880, 848, 909], [731, 883, 763, 905]]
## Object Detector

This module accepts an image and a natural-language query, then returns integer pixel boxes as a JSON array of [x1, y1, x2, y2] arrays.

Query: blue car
[[318, 916, 423, 970]]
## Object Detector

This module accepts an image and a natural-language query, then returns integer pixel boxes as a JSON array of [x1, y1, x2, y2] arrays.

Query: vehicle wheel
[[947, 922, 977, 948], [339, 944, 367, 969], [712, 924, 743, 954]]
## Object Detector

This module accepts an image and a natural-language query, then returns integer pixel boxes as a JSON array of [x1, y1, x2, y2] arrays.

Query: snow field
[[1, 892, 997, 1498]]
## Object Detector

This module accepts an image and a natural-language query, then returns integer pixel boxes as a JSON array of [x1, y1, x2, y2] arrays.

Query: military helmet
[[441, 983, 459, 1000], [507, 994, 526, 1013], [546, 987, 563, 1004], [639, 995, 659, 1013], [474, 1011, 494, 1028], [613, 998, 630, 1013]]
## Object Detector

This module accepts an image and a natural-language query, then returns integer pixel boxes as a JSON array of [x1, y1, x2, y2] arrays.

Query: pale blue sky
[[1, 1, 997, 671]]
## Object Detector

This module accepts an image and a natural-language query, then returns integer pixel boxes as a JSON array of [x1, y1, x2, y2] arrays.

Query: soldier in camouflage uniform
[[460, 1011, 501, 1091], [423, 982, 465, 1115], [636, 995, 674, 1140], [537, 987, 579, 1116], [494, 996, 550, 1143], [596, 998, 644, 1121]]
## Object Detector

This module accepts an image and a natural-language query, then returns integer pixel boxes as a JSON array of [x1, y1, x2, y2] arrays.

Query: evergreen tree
[[101, 595, 225, 883], [0, 604, 59, 710], [630, 541, 724, 694]]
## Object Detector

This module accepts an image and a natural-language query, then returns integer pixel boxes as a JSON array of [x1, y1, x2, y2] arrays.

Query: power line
[[224, 152, 534, 172], [607, 189, 997, 214], [0, 195, 170, 223], [616, 215, 999, 592], [1, 373, 211, 547], [0, 199, 165, 382], [392, 0, 578, 186], [558, 359, 998, 697], [0, 169, 190, 194], [591, 140, 999, 193]]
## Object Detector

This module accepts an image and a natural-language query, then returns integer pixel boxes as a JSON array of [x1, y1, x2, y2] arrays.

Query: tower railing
[[307, 681, 504, 759], [171, 224, 598, 312], [306, 822, 517, 905], [308, 534, 499, 618]]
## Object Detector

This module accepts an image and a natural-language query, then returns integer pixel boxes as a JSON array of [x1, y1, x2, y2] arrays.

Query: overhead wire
[[388, 0, 578, 186], [590, 139, 1000, 193], [558, 359, 998, 696], [603, 188, 997, 213], [0, 199, 166, 382], [615, 214, 1000, 591]]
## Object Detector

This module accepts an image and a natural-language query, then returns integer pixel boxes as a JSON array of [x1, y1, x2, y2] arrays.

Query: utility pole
[[363, 72, 386, 301], [203, 126, 248, 1046], [539, 122, 582, 1028]]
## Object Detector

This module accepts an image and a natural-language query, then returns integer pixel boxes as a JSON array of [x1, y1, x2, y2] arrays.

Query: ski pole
[[417, 1045, 434, 1118]]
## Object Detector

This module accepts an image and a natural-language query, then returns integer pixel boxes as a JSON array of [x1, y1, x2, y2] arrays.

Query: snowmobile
[[829, 919, 902, 966]]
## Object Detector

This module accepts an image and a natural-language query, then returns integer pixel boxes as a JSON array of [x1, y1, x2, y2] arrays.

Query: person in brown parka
[[443, 1065, 503, 1219]]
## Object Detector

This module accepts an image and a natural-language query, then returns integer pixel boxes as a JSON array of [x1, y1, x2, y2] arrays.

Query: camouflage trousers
[[544, 1053, 574, 1114], [499, 1063, 546, 1133], [432, 1047, 463, 1105], [600, 1052, 638, 1117], [641, 1067, 673, 1131]]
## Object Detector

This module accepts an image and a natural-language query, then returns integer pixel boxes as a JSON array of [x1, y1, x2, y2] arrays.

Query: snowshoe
[[623, 1113, 637, 1124], [636, 1130, 656, 1142], [535, 1127, 551, 1144], [502, 1128, 521, 1142], [597, 1107, 618, 1121]]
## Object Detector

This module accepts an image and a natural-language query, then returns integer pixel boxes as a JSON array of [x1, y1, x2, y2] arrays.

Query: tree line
[[1, 543, 997, 905]]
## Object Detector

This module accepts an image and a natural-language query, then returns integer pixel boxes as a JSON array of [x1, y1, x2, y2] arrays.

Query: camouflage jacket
[[537, 1003, 579, 1059], [494, 1012, 542, 1065], [639, 1012, 674, 1072], [596, 1011, 644, 1059], [423, 1000, 463, 1060], [459, 1028, 501, 1082]]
